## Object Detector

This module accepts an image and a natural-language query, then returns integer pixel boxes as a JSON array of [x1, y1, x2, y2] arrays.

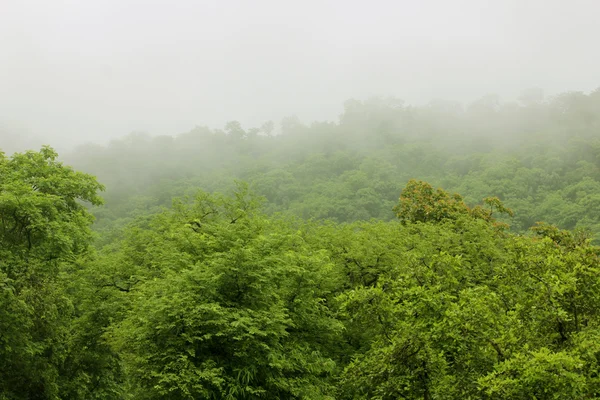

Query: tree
[[107, 185, 342, 399], [0, 147, 107, 399], [393, 179, 470, 223]]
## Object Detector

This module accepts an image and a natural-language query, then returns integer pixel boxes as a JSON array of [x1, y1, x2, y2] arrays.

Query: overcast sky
[[1, 0, 599, 150]]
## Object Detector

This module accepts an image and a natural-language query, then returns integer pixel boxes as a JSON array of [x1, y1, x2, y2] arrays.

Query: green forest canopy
[[2, 89, 600, 398]]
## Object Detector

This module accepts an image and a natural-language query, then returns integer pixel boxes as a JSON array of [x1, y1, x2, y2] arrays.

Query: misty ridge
[[4, 87, 600, 239], [48, 88, 599, 238]]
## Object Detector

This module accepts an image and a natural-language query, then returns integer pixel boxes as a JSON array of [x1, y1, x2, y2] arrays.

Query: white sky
[[1, 0, 599, 149]]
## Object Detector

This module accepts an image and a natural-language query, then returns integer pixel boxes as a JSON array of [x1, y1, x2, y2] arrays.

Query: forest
[[3, 88, 600, 399]]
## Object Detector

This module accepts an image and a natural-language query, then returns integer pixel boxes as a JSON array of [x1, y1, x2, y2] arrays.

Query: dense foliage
[[0, 147, 114, 399], [3, 88, 600, 398]]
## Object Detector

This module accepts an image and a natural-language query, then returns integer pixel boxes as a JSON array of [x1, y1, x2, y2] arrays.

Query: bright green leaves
[[106, 187, 342, 399], [0, 146, 104, 274], [341, 327, 447, 400], [479, 348, 588, 399], [0, 147, 106, 399], [332, 182, 600, 399]]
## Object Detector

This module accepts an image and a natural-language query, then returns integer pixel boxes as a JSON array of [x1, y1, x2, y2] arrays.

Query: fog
[[1, 0, 599, 152]]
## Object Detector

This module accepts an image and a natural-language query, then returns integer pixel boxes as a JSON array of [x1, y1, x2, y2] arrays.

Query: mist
[[1, 0, 599, 152]]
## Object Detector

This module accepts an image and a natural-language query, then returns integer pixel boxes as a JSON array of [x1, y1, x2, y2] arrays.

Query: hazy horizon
[[1, 0, 599, 151]]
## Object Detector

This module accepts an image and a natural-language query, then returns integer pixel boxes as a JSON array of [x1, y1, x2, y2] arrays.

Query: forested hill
[[3, 151, 600, 398], [66, 89, 600, 240], [4, 89, 600, 399]]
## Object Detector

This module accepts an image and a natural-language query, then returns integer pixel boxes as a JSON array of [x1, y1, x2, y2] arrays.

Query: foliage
[[0, 147, 118, 399], [4, 87, 600, 398], [104, 185, 342, 399]]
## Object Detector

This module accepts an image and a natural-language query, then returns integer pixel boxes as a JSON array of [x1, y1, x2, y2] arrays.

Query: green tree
[[0, 147, 108, 399], [107, 186, 342, 399]]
